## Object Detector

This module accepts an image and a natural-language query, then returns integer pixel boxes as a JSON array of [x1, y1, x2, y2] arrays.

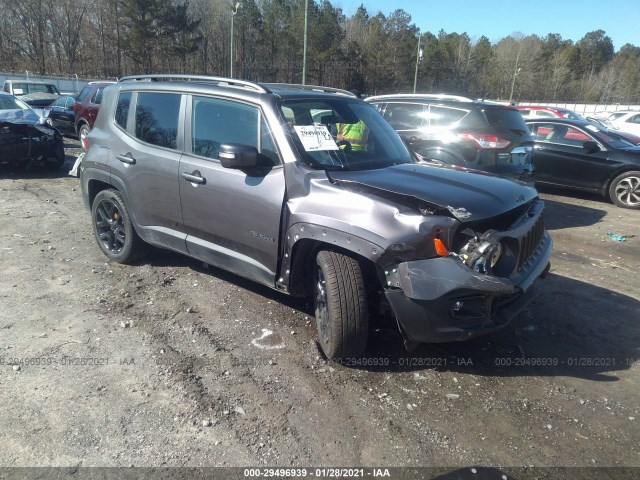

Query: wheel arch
[[85, 173, 141, 230], [75, 118, 89, 134], [283, 225, 385, 297], [605, 167, 640, 193], [87, 178, 113, 209]]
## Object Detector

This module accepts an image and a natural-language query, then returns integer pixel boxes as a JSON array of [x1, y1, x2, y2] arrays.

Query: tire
[[91, 189, 145, 263], [609, 171, 640, 209], [78, 123, 90, 152], [314, 250, 369, 360]]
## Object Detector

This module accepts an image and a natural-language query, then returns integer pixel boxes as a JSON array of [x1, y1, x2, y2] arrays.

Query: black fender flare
[[278, 223, 385, 296]]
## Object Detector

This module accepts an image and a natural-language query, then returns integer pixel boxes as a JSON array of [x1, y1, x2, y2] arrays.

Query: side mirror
[[219, 143, 258, 169], [583, 140, 600, 153]]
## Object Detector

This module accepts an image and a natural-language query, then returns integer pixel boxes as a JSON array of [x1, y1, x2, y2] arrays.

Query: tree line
[[1, 0, 639, 102]]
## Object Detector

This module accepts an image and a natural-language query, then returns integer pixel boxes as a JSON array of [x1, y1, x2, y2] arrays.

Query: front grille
[[516, 212, 545, 271]]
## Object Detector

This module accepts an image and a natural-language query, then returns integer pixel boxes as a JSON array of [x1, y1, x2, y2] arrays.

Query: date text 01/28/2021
[[1, 356, 110, 367], [243, 468, 391, 477]]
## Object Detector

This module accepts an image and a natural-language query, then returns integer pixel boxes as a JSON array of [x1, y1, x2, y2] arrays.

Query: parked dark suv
[[80, 75, 552, 359], [74, 81, 115, 150], [366, 94, 535, 182]]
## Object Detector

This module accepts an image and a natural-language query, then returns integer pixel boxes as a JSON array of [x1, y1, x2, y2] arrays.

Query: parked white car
[[608, 111, 640, 136]]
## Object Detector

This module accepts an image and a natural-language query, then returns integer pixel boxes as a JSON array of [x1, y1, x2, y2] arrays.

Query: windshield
[[484, 107, 532, 136], [585, 123, 636, 149], [0, 95, 30, 111], [11, 82, 59, 95], [278, 98, 412, 170]]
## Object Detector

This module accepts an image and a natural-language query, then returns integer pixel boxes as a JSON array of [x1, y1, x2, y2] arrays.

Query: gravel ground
[[0, 141, 638, 473]]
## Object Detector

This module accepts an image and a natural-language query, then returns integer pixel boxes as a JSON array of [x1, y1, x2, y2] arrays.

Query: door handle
[[116, 153, 136, 164], [181, 171, 206, 185]]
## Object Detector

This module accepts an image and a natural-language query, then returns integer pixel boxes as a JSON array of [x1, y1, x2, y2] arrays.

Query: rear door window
[[115, 92, 132, 129], [383, 103, 426, 131], [427, 105, 468, 128], [134, 92, 181, 149], [627, 114, 640, 124], [92, 88, 105, 105], [77, 86, 92, 103]]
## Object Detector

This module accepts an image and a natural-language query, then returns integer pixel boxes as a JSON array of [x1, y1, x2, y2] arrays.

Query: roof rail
[[263, 83, 357, 97], [366, 93, 475, 103], [118, 74, 269, 94]]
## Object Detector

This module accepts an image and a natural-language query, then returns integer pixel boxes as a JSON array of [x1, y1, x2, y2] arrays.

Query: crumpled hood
[[0, 109, 41, 124], [327, 163, 538, 222]]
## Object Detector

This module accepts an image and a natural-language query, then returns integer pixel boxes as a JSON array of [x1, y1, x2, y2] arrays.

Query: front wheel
[[609, 171, 640, 209], [314, 250, 369, 360], [91, 189, 145, 263], [45, 141, 65, 169]]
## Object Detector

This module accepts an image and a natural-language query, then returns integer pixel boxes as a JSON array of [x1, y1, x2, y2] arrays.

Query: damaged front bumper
[[384, 232, 553, 344]]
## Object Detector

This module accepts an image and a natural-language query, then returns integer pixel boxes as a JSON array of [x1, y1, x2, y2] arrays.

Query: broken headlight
[[458, 229, 504, 275]]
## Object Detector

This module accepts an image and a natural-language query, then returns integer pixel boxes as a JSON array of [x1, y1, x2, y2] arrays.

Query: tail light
[[458, 133, 511, 149]]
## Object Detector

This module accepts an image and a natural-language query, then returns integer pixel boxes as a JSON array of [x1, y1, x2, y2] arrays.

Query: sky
[[332, 0, 640, 51]]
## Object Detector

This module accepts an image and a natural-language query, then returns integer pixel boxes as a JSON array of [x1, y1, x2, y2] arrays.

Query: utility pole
[[413, 33, 423, 94], [230, 2, 241, 78], [509, 50, 521, 103], [302, 0, 308, 85]]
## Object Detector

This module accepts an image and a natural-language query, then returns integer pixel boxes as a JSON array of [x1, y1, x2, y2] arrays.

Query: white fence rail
[[0, 72, 115, 95], [516, 102, 640, 117]]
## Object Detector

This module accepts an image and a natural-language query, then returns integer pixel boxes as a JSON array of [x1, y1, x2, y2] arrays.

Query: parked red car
[[73, 81, 115, 150], [516, 105, 586, 121]]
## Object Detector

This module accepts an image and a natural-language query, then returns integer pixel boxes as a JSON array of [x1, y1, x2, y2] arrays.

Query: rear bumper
[[384, 232, 552, 344]]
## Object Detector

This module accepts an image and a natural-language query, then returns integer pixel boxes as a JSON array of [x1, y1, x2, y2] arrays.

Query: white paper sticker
[[13, 88, 24, 95], [294, 125, 339, 151]]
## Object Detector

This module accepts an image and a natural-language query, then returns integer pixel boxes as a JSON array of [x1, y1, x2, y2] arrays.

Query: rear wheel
[[609, 171, 640, 209], [91, 189, 145, 263], [78, 123, 90, 152], [314, 250, 369, 360]]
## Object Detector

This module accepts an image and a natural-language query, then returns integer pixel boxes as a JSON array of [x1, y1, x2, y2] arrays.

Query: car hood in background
[[327, 163, 537, 222], [17, 92, 60, 108]]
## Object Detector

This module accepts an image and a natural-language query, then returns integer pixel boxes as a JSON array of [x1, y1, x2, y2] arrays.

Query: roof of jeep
[[117, 75, 357, 100]]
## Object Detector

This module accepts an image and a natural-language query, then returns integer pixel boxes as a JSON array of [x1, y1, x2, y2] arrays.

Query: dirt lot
[[0, 142, 639, 473]]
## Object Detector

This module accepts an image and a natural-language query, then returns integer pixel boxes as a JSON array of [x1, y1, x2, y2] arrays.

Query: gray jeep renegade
[[80, 75, 552, 359]]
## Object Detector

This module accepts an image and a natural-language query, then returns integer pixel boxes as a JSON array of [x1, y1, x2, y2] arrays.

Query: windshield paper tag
[[294, 125, 339, 151]]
